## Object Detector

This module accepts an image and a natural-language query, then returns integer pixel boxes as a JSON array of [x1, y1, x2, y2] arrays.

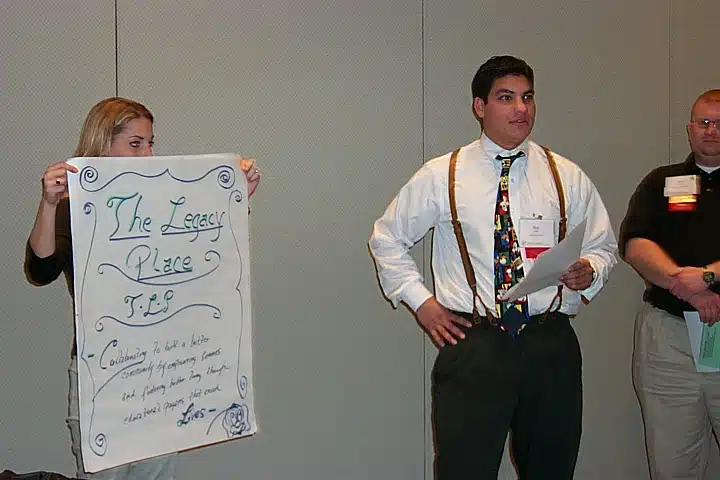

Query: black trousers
[[431, 312, 582, 480]]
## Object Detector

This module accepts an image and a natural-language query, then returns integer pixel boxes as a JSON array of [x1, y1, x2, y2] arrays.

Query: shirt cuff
[[400, 281, 434, 313], [579, 256, 603, 301]]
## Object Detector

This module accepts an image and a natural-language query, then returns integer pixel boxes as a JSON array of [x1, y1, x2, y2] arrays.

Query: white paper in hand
[[684, 311, 720, 373], [501, 218, 587, 302]]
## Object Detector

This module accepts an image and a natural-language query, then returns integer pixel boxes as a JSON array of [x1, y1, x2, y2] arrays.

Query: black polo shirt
[[618, 153, 720, 317]]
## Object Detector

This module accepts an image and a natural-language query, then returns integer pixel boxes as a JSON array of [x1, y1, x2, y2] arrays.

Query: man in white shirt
[[368, 55, 617, 479]]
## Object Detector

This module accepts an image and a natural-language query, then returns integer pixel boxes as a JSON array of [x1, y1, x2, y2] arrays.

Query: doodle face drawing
[[222, 402, 250, 437]]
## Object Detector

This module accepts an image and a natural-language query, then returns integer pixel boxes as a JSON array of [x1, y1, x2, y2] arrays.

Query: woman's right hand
[[41, 162, 78, 206]]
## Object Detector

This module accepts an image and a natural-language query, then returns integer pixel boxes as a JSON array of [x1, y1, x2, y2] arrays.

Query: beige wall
[[1, 1, 718, 478], [670, 2, 720, 164], [0, 2, 115, 474]]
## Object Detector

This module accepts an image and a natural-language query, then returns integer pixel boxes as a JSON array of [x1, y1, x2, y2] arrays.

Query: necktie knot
[[496, 151, 525, 171]]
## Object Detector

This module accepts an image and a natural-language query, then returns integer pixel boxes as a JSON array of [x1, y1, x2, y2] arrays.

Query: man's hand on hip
[[416, 297, 473, 348]]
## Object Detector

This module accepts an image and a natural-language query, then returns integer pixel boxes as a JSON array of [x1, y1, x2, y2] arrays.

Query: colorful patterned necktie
[[494, 152, 529, 335]]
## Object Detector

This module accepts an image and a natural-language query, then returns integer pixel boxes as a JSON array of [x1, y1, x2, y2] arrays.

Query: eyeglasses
[[691, 118, 720, 130]]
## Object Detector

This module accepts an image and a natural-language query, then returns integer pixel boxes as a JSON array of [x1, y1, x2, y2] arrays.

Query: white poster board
[[67, 154, 257, 472]]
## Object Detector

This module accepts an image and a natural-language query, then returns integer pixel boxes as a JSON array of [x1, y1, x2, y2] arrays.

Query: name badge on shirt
[[519, 218, 555, 259], [664, 175, 700, 212]]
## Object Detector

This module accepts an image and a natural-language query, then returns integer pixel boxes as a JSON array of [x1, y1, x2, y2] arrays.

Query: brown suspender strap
[[542, 145, 592, 307], [448, 145, 569, 322], [448, 148, 491, 323], [541, 145, 567, 241], [540, 144, 567, 313]]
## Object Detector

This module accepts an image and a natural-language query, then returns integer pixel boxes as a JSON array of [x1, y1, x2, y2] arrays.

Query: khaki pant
[[68, 357, 177, 480], [633, 304, 720, 480]]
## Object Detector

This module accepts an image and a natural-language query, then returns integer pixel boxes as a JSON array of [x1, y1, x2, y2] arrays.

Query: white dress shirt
[[369, 134, 618, 316]]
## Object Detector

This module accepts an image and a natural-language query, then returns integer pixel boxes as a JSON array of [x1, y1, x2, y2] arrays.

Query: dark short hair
[[471, 56, 534, 102]]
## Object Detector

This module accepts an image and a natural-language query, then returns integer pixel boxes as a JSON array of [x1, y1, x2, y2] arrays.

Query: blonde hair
[[73, 97, 153, 157]]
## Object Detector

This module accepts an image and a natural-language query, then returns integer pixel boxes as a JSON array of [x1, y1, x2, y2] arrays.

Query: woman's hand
[[240, 158, 260, 198], [41, 162, 78, 206]]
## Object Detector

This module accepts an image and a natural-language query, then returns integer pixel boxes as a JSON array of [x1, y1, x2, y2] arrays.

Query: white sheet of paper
[[67, 154, 257, 472], [502, 218, 587, 302], [684, 311, 720, 373]]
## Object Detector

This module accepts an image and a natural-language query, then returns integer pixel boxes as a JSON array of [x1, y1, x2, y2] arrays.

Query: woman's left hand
[[240, 158, 260, 197]]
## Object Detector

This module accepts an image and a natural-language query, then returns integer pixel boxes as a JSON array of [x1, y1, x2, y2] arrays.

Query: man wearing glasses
[[619, 89, 720, 479]]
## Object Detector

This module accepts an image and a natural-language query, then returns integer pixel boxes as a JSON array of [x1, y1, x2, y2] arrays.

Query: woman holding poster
[[24, 97, 260, 480]]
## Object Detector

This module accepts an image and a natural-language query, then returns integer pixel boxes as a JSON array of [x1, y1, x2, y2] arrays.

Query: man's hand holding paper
[[501, 218, 588, 302], [560, 258, 594, 291]]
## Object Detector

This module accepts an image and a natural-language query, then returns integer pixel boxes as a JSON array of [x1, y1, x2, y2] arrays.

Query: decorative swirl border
[[79, 164, 235, 192], [228, 190, 249, 399], [77, 202, 108, 457]]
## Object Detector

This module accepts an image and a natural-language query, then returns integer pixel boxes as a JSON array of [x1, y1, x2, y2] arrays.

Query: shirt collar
[[480, 132, 530, 161], [685, 151, 720, 175]]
